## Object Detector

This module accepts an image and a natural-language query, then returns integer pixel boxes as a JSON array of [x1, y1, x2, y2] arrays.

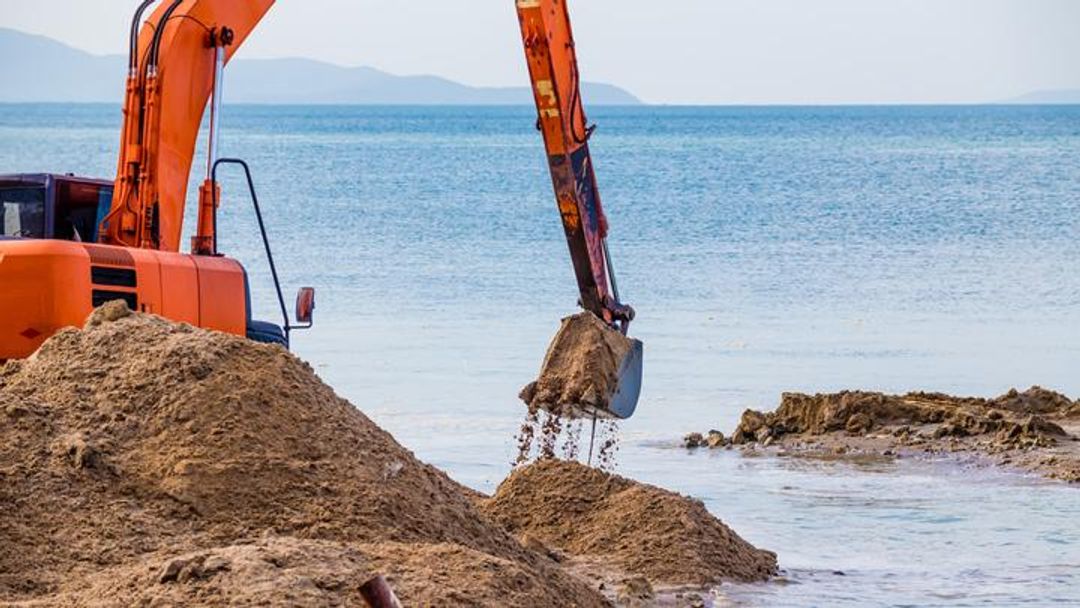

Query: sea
[[2, 103, 1079, 606]]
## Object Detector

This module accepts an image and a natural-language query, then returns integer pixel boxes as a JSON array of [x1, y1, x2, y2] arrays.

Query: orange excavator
[[0, 0, 304, 354], [0, 0, 641, 418]]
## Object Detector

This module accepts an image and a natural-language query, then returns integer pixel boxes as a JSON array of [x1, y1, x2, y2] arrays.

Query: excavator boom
[[101, 0, 274, 253], [3, 0, 639, 420]]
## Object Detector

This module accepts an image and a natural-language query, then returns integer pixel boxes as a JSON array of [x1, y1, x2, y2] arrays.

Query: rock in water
[[683, 432, 705, 448], [520, 312, 635, 419], [706, 430, 727, 448]]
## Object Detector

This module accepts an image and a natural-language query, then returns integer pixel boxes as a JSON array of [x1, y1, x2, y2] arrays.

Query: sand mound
[[0, 303, 606, 606], [520, 312, 635, 418], [38, 538, 596, 607], [481, 460, 777, 586], [732, 387, 1074, 448]]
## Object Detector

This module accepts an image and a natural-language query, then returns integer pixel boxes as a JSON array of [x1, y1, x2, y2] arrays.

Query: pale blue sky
[[2, 0, 1077, 104]]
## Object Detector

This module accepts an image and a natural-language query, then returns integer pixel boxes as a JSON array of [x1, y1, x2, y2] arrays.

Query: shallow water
[[2, 103, 1078, 606], [636, 447, 1080, 606]]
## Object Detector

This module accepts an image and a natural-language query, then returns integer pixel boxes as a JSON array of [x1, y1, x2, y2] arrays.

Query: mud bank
[[689, 388, 1080, 483], [0, 303, 770, 606]]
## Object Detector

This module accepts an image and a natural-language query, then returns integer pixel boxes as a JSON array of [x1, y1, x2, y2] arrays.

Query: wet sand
[[685, 388, 1080, 483], [520, 312, 636, 419]]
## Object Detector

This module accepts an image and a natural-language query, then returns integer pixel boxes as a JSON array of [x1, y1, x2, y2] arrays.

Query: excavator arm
[[515, 0, 635, 333], [100, 0, 274, 253], [89, 0, 640, 421], [515, 0, 642, 421]]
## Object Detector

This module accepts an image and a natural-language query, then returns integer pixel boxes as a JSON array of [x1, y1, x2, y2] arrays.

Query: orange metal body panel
[[127, 247, 163, 316], [192, 255, 246, 335], [157, 252, 201, 325], [0, 239, 245, 360], [0, 240, 92, 356]]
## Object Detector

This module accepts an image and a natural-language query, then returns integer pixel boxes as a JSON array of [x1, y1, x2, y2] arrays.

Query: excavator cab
[[1, 3, 312, 363], [1, 174, 112, 243]]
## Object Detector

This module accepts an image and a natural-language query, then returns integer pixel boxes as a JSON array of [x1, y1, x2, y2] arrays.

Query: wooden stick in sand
[[360, 574, 403, 608], [587, 410, 598, 465]]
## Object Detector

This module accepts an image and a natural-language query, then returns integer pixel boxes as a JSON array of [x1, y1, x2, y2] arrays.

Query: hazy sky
[[2, 0, 1077, 104]]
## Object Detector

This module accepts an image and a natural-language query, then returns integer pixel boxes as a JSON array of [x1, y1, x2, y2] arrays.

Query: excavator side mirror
[[294, 287, 315, 326]]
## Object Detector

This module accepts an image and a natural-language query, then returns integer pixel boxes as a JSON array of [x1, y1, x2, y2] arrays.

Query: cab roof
[[0, 174, 113, 188]]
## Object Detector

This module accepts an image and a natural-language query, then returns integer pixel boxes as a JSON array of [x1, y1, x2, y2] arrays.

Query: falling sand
[[516, 312, 638, 469], [515, 405, 622, 471]]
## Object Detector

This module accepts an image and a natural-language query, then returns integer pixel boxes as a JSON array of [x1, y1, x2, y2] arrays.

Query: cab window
[[0, 186, 45, 238], [55, 180, 112, 243]]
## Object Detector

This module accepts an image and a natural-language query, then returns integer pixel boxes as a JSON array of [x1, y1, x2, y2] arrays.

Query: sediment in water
[[732, 388, 1075, 447]]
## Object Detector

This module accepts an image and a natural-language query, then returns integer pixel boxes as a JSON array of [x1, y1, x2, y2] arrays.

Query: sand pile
[[520, 312, 636, 418], [481, 460, 777, 586], [0, 303, 607, 607], [719, 387, 1080, 481], [35, 538, 598, 607]]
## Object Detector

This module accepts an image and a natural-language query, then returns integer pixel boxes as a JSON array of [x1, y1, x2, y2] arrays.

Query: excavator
[[0, 0, 642, 419]]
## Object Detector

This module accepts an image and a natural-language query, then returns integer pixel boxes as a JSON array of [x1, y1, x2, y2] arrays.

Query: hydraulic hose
[[135, 0, 183, 148], [568, 62, 599, 145], [148, 0, 186, 71], [569, 64, 588, 144], [129, 0, 158, 71]]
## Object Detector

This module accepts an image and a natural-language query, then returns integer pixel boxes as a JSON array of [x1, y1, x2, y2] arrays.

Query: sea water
[[2, 103, 1078, 606]]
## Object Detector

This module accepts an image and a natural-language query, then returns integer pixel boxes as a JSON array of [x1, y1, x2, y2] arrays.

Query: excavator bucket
[[520, 312, 643, 420]]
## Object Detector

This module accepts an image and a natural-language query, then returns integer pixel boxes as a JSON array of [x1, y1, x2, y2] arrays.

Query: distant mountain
[[998, 89, 1080, 105], [0, 28, 641, 105]]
